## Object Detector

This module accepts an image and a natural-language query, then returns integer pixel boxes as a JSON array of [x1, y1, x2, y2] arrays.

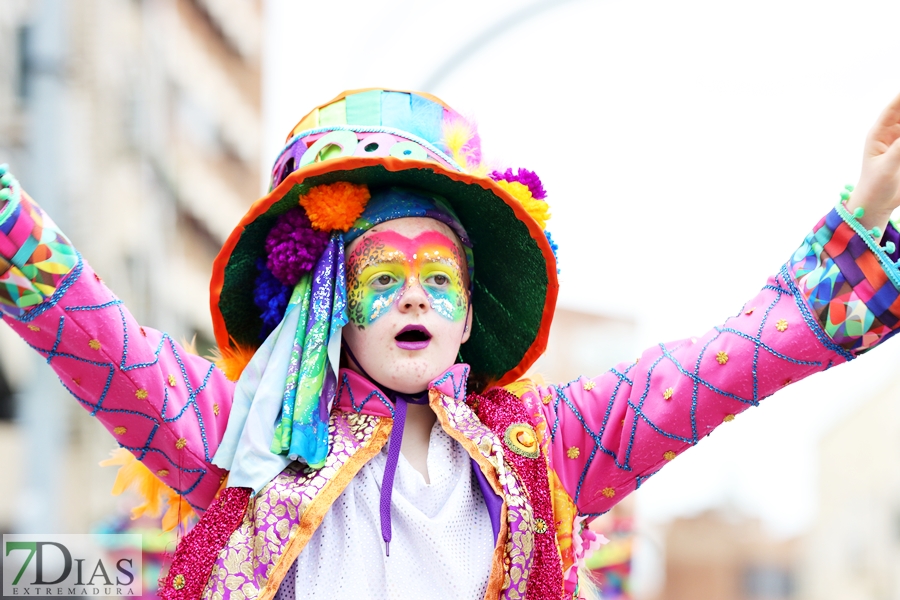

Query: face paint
[[346, 230, 468, 326]]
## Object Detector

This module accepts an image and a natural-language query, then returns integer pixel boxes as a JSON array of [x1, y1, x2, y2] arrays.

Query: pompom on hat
[[211, 88, 559, 389]]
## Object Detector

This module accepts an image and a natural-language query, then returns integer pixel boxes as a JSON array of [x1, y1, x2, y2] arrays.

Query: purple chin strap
[[379, 389, 429, 556], [343, 342, 429, 556]]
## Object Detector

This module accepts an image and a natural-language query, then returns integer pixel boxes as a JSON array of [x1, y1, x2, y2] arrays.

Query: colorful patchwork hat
[[210, 88, 559, 389]]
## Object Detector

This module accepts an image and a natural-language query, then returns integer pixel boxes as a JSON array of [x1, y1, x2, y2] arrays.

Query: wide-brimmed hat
[[210, 88, 558, 388]]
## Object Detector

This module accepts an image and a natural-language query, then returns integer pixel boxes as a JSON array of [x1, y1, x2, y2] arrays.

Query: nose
[[398, 278, 428, 313]]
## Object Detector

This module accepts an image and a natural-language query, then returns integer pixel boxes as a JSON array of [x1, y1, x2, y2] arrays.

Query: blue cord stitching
[[19, 254, 84, 322], [780, 263, 855, 361]]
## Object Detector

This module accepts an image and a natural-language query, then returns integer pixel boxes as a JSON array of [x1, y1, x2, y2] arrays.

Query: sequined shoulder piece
[[470, 387, 564, 600]]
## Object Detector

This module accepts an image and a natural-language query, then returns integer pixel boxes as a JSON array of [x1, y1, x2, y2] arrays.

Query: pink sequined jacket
[[3, 187, 900, 600]]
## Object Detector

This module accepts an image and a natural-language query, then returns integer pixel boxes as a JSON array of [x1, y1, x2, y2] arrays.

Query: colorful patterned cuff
[[0, 174, 78, 319], [788, 203, 900, 353]]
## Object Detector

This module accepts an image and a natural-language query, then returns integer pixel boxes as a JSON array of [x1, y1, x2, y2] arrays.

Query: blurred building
[[0, 0, 261, 535], [645, 509, 798, 600], [530, 307, 637, 383], [800, 377, 900, 600]]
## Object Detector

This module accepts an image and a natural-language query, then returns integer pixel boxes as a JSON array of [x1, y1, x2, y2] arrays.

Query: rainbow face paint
[[346, 230, 468, 326]]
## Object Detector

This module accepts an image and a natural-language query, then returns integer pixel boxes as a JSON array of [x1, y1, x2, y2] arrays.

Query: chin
[[382, 354, 456, 394]]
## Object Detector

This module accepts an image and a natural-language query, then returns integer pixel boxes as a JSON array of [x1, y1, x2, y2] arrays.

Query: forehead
[[344, 217, 465, 257]]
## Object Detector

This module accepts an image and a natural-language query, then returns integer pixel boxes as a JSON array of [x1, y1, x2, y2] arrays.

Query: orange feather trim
[[207, 341, 256, 382], [99, 449, 195, 532]]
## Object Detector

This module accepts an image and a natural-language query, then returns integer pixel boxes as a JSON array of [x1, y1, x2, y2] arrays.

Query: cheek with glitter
[[346, 236, 408, 326]]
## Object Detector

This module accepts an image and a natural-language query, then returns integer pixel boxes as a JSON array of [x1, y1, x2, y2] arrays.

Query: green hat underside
[[219, 164, 550, 385]]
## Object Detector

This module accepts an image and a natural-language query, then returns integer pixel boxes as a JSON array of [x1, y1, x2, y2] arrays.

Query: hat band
[[270, 125, 465, 189]]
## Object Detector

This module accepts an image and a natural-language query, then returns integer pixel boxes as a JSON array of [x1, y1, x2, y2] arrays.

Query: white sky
[[263, 0, 900, 538]]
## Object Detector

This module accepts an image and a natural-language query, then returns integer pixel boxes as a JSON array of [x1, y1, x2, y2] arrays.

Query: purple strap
[[471, 458, 502, 542], [379, 391, 429, 556], [344, 341, 431, 556], [379, 396, 406, 556]]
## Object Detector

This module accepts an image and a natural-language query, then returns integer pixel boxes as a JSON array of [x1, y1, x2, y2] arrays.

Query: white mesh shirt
[[275, 423, 495, 599]]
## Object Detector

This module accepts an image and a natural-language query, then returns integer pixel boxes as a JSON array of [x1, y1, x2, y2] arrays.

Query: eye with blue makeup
[[419, 255, 466, 321], [346, 231, 468, 327]]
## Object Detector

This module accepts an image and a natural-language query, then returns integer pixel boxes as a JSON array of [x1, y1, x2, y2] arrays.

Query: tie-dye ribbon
[[269, 234, 347, 469]]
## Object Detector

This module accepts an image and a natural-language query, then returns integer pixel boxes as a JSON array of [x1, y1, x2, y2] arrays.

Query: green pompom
[[885, 241, 896, 255], [841, 191, 850, 201], [870, 226, 882, 239], [0, 164, 7, 176], [0, 173, 11, 187], [0, 189, 9, 202], [853, 207, 865, 219], [844, 184, 855, 192]]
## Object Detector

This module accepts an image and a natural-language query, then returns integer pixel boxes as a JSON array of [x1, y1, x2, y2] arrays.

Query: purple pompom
[[265, 207, 329, 286], [490, 168, 547, 200], [253, 258, 291, 338]]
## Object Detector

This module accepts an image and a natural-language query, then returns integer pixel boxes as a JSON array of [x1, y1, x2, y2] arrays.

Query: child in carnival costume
[[3, 88, 900, 599]]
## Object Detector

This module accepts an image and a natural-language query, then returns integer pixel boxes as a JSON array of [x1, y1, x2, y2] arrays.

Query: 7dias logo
[[3, 534, 142, 597]]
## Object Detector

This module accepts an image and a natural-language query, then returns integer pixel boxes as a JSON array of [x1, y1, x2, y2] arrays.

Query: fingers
[[886, 133, 900, 161], [874, 90, 900, 132]]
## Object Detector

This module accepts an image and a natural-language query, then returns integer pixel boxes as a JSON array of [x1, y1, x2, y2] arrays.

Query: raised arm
[[0, 167, 235, 513], [517, 203, 900, 517], [513, 91, 900, 518]]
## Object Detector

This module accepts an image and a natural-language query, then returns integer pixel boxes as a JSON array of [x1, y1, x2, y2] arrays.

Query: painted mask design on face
[[346, 230, 468, 327]]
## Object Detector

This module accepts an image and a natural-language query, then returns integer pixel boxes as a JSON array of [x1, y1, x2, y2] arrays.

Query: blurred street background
[[2, 0, 900, 598]]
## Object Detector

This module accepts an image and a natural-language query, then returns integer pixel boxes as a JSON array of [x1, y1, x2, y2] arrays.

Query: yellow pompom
[[207, 342, 256, 382], [299, 182, 370, 232], [494, 180, 551, 230]]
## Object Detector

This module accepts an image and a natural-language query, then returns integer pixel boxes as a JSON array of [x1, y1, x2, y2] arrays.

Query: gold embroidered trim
[[258, 417, 392, 600]]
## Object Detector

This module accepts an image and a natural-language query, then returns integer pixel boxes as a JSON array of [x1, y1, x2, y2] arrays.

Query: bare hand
[[847, 91, 900, 234]]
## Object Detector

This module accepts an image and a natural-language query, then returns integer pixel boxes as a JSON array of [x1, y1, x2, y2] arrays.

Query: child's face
[[343, 217, 472, 394]]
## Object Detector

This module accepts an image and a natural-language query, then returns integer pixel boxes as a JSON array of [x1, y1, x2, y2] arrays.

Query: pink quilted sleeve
[[523, 205, 900, 516], [0, 172, 235, 513]]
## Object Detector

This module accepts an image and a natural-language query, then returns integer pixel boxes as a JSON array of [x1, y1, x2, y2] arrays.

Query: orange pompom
[[299, 182, 370, 232]]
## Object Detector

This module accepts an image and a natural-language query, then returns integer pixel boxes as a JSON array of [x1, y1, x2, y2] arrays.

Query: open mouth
[[395, 325, 432, 350]]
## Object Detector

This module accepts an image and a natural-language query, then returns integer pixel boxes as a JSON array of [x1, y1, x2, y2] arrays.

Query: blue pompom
[[544, 230, 560, 274], [253, 258, 291, 339]]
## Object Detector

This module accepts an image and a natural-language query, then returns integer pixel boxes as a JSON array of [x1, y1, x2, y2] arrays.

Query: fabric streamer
[[213, 234, 347, 486], [281, 235, 346, 466], [211, 284, 304, 492]]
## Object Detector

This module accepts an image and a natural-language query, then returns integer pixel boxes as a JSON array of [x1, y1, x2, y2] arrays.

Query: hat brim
[[210, 156, 558, 387]]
